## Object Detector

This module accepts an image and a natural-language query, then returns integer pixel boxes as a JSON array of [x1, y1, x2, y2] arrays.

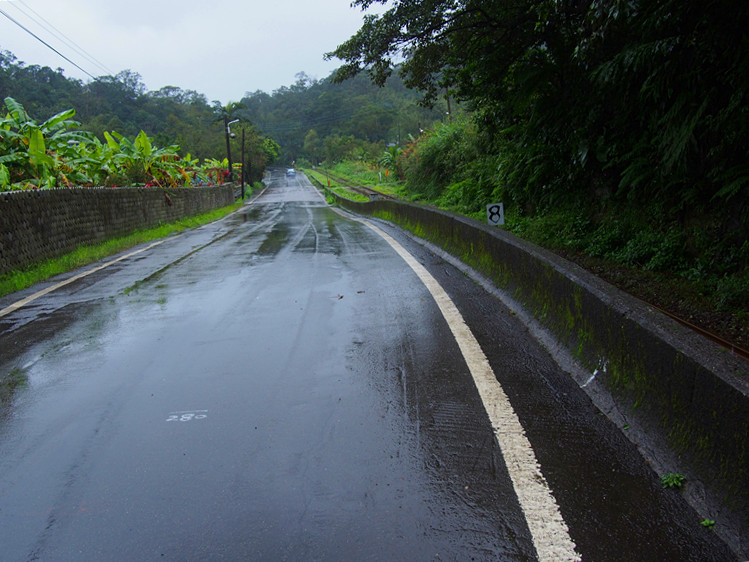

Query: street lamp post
[[224, 117, 239, 183], [241, 128, 246, 199]]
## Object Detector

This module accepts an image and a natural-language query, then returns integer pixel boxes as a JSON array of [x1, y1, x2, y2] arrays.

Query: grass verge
[[301, 168, 370, 202], [0, 367, 27, 404], [0, 199, 245, 298], [323, 162, 406, 198]]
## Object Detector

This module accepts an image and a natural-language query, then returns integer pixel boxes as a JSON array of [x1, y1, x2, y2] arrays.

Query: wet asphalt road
[[0, 170, 737, 561]]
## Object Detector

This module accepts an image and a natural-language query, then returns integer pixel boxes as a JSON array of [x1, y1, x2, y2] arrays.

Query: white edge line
[[356, 216, 580, 562], [0, 240, 165, 319]]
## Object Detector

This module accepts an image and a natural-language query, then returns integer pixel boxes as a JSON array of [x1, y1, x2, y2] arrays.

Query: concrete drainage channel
[[317, 181, 749, 558]]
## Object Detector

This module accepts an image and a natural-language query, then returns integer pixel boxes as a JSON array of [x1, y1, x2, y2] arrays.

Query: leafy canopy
[[328, 0, 749, 227]]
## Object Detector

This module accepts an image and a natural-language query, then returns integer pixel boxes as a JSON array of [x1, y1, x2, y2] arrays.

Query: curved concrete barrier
[[324, 186, 748, 548]]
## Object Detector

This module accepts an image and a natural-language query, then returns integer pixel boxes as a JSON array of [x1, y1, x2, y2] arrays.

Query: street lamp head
[[226, 118, 240, 135]]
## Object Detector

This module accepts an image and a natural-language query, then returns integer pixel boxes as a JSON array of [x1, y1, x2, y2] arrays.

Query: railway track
[[317, 169, 394, 200], [648, 303, 749, 362]]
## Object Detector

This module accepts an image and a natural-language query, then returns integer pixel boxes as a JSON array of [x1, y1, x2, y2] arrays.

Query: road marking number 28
[[166, 410, 208, 422]]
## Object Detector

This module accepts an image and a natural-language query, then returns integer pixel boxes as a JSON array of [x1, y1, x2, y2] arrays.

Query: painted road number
[[166, 410, 208, 422]]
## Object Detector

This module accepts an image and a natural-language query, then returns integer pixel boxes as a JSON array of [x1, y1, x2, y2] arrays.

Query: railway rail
[[316, 169, 394, 200], [649, 303, 749, 362]]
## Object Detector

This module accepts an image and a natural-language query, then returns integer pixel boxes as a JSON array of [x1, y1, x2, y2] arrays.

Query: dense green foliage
[[0, 51, 272, 184], [238, 72, 445, 164], [331, 0, 749, 314], [0, 51, 222, 158], [0, 97, 260, 190], [331, 0, 748, 219], [1, 49, 445, 175]]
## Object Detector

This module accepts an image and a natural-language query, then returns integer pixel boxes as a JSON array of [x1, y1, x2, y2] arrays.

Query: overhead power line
[[12, 0, 113, 75], [0, 6, 97, 80]]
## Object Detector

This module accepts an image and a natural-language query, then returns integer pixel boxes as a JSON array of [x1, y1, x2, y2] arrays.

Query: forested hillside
[[240, 72, 445, 164], [0, 49, 444, 167], [0, 52, 220, 159]]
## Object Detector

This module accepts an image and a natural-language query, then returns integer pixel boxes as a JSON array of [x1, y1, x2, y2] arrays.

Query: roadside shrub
[[506, 207, 592, 250], [585, 221, 633, 258], [715, 268, 749, 312], [402, 117, 478, 200], [644, 229, 687, 272], [332, 160, 382, 185]]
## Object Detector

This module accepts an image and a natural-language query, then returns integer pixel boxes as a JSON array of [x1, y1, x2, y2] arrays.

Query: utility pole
[[224, 117, 239, 183], [224, 116, 233, 183], [241, 128, 246, 199]]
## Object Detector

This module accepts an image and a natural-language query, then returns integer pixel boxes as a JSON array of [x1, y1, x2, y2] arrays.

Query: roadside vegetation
[[0, 96, 278, 191], [322, 0, 748, 351], [0, 52, 283, 177], [303, 167, 370, 202], [310, 130, 747, 351]]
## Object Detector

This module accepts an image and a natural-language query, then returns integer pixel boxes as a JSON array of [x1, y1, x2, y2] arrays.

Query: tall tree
[[328, 0, 749, 226], [303, 129, 320, 164]]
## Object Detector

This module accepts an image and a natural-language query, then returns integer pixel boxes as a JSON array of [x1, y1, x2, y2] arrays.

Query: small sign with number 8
[[487, 203, 505, 226]]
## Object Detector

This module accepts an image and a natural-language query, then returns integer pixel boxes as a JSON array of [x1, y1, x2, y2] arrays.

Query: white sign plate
[[487, 203, 505, 226]]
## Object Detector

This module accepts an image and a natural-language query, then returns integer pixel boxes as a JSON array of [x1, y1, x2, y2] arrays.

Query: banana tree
[[104, 130, 189, 187], [1, 97, 42, 188], [1, 97, 95, 189], [0, 96, 204, 190], [198, 157, 230, 185], [378, 144, 403, 180], [0, 163, 10, 190]]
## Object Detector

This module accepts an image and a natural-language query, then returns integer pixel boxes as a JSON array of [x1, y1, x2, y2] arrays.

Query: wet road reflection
[[0, 173, 532, 560], [0, 170, 737, 561]]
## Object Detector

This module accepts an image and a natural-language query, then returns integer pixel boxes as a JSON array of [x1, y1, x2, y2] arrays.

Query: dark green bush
[[715, 269, 749, 312]]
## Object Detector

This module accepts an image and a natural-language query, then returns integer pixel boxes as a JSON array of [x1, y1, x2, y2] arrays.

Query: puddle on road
[[256, 224, 289, 257]]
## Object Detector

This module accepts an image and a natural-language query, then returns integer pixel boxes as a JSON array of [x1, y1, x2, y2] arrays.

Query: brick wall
[[0, 186, 235, 275]]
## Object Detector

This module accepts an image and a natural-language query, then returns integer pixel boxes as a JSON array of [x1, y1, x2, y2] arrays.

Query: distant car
[[286, 168, 296, 176]]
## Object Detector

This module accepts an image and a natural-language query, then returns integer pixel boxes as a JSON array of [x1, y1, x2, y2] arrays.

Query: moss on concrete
[[332, 191, 749, 511]]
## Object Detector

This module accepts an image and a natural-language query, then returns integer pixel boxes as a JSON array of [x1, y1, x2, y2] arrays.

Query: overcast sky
[[0, 0, 382, 103]]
